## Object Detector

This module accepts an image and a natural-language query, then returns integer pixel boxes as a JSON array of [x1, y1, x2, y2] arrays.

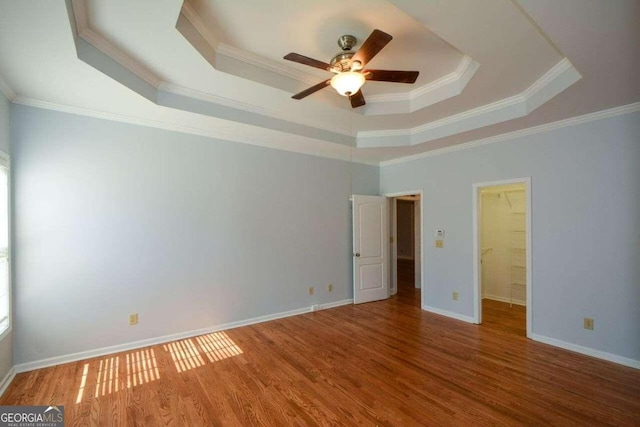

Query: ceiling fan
[[283, 29, 419, 108]]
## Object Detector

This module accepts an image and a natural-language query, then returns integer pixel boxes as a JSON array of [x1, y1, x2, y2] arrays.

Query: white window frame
[[0, 151, 10, 339]]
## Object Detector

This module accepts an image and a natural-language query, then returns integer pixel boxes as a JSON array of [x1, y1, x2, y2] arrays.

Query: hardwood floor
[[2, 288, 639, 425], [482, 298, 526, 337]]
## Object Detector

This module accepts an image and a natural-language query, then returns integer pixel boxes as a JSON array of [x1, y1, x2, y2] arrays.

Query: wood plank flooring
[[2, 281, 639, 425]]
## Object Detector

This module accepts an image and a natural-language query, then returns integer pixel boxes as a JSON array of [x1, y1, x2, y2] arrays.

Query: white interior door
[[352, 195, 389, 304]]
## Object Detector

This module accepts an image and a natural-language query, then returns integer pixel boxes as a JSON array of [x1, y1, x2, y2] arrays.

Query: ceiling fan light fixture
[[330, 71, 366, 97]]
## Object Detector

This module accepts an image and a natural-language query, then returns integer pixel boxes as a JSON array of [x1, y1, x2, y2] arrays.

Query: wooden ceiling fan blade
[[349, 90, 366, 108], [284, 53, 332, 71], [364, 69, 419, 84], [292, 79, 331, 100], [351, 29, 393, 67]]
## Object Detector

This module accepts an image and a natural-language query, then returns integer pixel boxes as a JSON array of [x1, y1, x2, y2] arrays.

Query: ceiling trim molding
[[70, 0, 87, 29], [12, 96, 377, 166], [367, 55, 477, 103], [523, 58, 571, 101], [357, 57, 581, 147], [216, 43, 321, 87], [77, 28, 163, 88], [64, 0, 581, 151], [158, 82, 352, 137], [71, 0, 162, 88], [159, 82, 279, 118], [0, 74, 16, 102], [180, 2, 320, 87], [379, 102, 640, 166], [179, 1, 220, 48], [179, 0, 478, 116]]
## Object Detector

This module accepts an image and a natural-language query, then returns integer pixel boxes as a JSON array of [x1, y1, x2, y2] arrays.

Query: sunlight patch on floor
[[164, 332, 243, 372], [164, 339, 206, 373], [126, 349, 160, 388], [196, 332, 243, 362]]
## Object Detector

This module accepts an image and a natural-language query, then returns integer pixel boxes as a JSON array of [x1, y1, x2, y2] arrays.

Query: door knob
[[354, 253, 360, 257]]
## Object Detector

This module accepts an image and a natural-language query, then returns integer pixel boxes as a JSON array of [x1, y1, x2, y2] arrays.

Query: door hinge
[[389, 236, 394, 244]]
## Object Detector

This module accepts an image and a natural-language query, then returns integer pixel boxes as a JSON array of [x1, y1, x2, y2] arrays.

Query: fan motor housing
[[330, 52, 355, 72], [330, 34, 358, 72]]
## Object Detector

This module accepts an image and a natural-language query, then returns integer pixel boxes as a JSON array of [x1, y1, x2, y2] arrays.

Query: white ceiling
[[0, 0, 638, 164]]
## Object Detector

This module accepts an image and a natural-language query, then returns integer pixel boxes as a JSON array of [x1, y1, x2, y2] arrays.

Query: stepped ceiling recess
[[0, 0, 638, 164]]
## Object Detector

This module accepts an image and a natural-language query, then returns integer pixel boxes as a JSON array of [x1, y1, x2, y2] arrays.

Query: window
[[0, 159, 9, 334]]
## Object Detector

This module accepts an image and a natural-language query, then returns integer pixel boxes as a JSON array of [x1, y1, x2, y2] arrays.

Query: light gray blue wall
[[0, 92, 12, 381], [11, 105, 378, 365], [0, 93, 9, 153], [381, 111, 640, 362]]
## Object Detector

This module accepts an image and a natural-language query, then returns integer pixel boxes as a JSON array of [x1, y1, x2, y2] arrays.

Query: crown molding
[[379, 101, 640, 166], [179, 1, 220, 48], [66, 0, 582, 152], [71, 0, 162, 88], [216, 43, 321, 86], [522, 57, 572, 101], [158, 82, 352, 137], [179, 0, 478, 115], [0, 74, 16, 102], [10, 96, 639, 168], [367, 55, 477, 104], [357, 57, 581, 147], [77, 28, 162, 88], [159, 82, 276, 117], [358, 94, 523, 140], [179, 1, 320, 87], [70, 0, 87, 30], [12, 96, 376, 166]]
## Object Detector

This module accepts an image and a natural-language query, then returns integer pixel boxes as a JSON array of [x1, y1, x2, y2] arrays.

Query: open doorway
[[387, 192, 422, 308], [473, 178, 532, 337]]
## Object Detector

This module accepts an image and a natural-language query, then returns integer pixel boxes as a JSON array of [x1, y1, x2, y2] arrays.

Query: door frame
[[384, 190, 424, 309], [472, 177, 532, 337]]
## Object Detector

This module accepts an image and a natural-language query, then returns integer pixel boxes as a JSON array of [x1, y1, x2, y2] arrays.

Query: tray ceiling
[[0, 0, 638, 163]]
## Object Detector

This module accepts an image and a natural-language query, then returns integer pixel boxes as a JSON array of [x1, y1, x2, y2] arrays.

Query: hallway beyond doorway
[[396, 258, 420, 307]]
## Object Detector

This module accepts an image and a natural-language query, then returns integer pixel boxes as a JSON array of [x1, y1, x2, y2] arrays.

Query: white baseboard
[[316, 299, 353, 310], [482, 294, 526, 306], [423, 305, 475, 324], [0, 367, 15, 397], [14, 300, 351, 373], [530, 333, 640, 369]]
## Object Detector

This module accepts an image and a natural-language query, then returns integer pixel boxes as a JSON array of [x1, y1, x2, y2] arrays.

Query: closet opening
[[473, 179, 531, 337]]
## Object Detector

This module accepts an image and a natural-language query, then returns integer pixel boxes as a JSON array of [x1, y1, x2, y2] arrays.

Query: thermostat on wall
[[434, 230, 445, 238]]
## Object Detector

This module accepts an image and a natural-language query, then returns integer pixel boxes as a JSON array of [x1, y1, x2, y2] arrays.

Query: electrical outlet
[[583, 318, 594, 330], [308, 287, 314, 296], [327, 283, 333, 292], [435, 240, 444, 248], [129, 313, 138, 325], [452, 291, 459, 301]]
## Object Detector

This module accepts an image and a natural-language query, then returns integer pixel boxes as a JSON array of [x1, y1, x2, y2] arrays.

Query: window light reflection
[[164, 339, 205, 373], [196, 332, 243, 362], [126, 349, 160, 388], [95, 356, 119, 397], [75, 363, 90, 403], [164, 332, 243, 373]]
